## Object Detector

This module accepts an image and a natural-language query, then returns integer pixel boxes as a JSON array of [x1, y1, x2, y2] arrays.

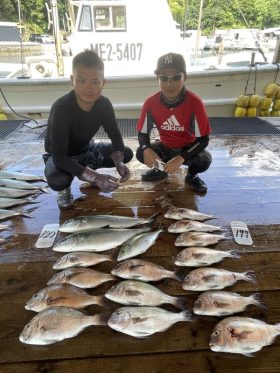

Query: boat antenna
[[233, 0, 268, 64]]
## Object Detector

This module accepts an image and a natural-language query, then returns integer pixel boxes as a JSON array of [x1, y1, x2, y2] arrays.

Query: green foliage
[[0, 0, 67, 40], [168, 0, 280, 34], [0, 0, 279, 38]]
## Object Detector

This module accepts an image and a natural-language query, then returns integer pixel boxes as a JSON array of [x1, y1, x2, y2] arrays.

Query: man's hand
[[111, 151, 131, 182], [80, 166, 119, 193], [164, 155, 184, 174], [143, 148, 161, 168]]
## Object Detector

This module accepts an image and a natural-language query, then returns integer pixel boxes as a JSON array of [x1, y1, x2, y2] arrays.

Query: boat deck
[[1, 121, 280, 372]]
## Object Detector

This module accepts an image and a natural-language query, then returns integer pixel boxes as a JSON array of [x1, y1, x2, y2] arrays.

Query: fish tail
[[250, 293, 267, 310], [20, 211, 33, 218], [173, 296, 188, 310], [147, 212, 161, 221], [40, 187, 50, 194], [180, 309, 194, 321], [90, 312, 111, 326], [173, 270, 185, 281], [25, 197, 40, 204], [27, 206, 39, 214], [223, 235, 232, 240], [93, 295, 110, 309], [106, 252, 116, 262], [243, 270, 257, 283], [228, 249, 241, 258]]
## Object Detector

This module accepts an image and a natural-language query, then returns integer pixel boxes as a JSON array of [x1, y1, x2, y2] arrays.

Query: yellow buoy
[[0, 113, 8, 120]]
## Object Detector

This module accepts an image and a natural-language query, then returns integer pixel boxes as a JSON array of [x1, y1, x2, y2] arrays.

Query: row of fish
[[19, 208, 279, 356], [21, 211, 194, 344], [0, 171, 47, 222], [20, 303, 280, 352], [164, 207, 280, 356]]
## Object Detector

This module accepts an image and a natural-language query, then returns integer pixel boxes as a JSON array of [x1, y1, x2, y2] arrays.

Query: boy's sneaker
[[185, 174, 207, 193], [141, 168, 168, 182], [57, 187, 74, 209]]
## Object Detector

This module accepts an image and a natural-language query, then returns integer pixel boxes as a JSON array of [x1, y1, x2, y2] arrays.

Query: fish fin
[[202, 274, 217, 282], [147, 212, 161, 221], [228, 249, 241, 258], [106, 252, 117, 262], [130, 275, 142, 279], [250, 293, 267, 310], [132, 317, 150, 324], [242, 352, 255, 358], [134, 332, 151, 338], [180, 310, 193, 321], [127, 300, 141, 305], [125, 290, 143, 297], [213, 301, 231, 308], [26, 197, 40, 204], [173, 271, 184, 281], [230, 328, 253, 341], [129, 264, 145, 270], [193, 253, 207, 259], [40, 187, 50, 194], [46, 296, 66, 306], [217, 311, 231, 316], [19, 211, 33, 218], [244, 271, 257, 283], [173, 297, 188, 310], [91, 312, 111, 326], [93, 295, 110, 309], [26, 206, 39, 214]]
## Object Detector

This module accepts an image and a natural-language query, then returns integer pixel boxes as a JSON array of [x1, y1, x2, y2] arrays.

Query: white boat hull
[[0, 64, 278, 119]]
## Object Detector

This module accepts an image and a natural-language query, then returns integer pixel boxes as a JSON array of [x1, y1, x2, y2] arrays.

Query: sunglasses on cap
[[158, 73, 184, 82]]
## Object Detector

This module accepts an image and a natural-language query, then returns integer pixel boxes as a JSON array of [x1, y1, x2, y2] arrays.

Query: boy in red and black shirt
[[136, 52, 212, 193]]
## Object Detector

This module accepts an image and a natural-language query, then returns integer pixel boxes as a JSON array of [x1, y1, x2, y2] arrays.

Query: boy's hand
[[80, 166, 119, 193], [143, 148, 161, 168], [111, 151, 131, 182], [164, 155, 184, 174]]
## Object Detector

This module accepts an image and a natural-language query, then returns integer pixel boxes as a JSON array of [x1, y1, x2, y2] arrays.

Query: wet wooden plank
[[1, 345, 280, 373], [1, 135, 280, 370], [0, 250, 280, 364]]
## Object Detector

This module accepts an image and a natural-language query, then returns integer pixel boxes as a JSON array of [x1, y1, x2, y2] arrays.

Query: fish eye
[[214, 331, 219, 336], [197, 299, 202, 303]]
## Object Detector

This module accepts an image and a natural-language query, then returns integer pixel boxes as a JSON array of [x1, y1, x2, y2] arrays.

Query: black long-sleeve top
[[44, 90, 124, 177]]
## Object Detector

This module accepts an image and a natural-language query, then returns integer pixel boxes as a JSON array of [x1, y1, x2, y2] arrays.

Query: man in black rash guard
[[136, 52, 212, 193], [43, 50, 133, 209]]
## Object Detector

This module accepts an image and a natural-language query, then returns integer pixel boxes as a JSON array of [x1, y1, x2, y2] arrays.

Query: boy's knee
[[124, 147, 134, 163]]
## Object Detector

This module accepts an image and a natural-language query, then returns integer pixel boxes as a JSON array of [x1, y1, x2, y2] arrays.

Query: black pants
[[136, 141, 212, 176], [44, 142, 133, 191]]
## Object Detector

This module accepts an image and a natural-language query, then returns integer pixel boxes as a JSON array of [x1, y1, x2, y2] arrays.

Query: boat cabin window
[[78, 5, 93, 31], [94, 6, 126, 31], [0, 25, 21, 42]]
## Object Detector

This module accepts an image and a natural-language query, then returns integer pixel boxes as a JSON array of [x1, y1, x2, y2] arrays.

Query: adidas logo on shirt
[[161, 115, 184, 131]]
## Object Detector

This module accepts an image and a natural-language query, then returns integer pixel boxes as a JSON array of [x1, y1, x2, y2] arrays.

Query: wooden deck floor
[[1, 135, 280, 372]]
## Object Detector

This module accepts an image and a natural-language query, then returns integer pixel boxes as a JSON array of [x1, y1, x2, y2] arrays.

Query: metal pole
[[67, 0, 76, 32], [194, 0, 204, 66], [17, 0, 22, 38], [50, 0, 64, 76], [182, 0, 188, 40]]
